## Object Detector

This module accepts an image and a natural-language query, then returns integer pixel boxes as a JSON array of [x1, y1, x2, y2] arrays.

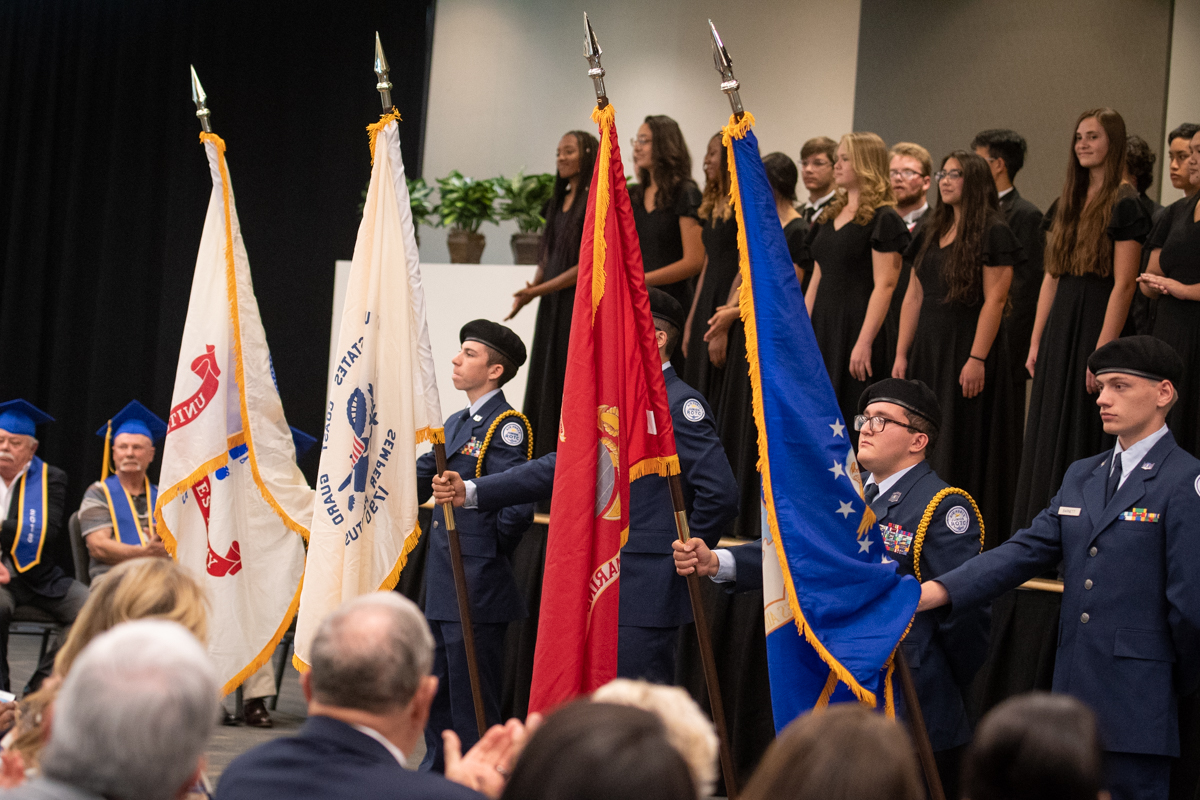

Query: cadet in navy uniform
[[919, 336, 1200, 800], [415, 320, 534, 772], [431, 288, 738, 685], [674, 378, 990, 798]]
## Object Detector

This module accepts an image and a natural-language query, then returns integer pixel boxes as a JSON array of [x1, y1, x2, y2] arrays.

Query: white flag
[[155, 133, 313, 695], [293, 112, 443, 667]]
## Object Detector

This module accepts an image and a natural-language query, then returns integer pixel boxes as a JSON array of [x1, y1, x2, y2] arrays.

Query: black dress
[[807, 205, 911, 435], [1149, 192, 1200, 457], [523, 194, 586, 460], [684, 212, 739, 401], [631, 180, 703, 312], [905, 220, 1024, 545], [784, 217, 810, 294], [1010, 190, 1151, 534]]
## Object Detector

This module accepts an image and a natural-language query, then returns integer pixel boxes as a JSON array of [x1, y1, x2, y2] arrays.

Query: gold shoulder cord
[[911, 487, 985, 582], [475, 410, 534, 478]]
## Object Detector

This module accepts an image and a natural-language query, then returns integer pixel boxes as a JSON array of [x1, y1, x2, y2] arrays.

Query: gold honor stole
[[101, 474, 158, 546], [11, 457, 49, 572]]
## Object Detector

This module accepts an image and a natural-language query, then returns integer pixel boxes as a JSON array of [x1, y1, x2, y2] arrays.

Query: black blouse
[[631, 180, 702, 308]]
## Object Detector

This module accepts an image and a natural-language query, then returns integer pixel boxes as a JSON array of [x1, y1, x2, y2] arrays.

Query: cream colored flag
[[294, 112, 443, 667], [155, 133, 313, 695]]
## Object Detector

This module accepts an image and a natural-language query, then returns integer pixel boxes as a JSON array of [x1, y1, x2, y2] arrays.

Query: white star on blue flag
[[830, 420, 845, 438], [829, 461, 845, 479], [836, 500, 854, 518]]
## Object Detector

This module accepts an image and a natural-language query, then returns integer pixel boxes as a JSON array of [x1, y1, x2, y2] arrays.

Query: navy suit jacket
[[473, 365, 738, 628], [938, 431, 1200, 756], [727, 461, 989, 751], [214, 715, 485, 800], [2, 464, 73, 598], [416, 391, 534, 623]]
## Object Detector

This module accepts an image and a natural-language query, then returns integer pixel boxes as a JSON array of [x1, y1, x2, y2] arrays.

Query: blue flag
[[723, 114, 919, 731]]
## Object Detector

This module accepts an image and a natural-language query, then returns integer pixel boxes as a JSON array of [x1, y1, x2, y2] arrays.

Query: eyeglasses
[[935, 169, 964, 182], [802, 158, 832, 168], [630, 137, 652, 149], [888, 168, 924, 181], [853, 414, 918, 434]]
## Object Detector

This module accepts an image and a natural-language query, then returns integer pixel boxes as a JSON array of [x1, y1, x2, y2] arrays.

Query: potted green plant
[[495, 171, 556, 264], [434, 171, 498, 263]]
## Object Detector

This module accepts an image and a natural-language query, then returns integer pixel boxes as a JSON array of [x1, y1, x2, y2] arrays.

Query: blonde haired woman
[[805, 132, 911, 436]]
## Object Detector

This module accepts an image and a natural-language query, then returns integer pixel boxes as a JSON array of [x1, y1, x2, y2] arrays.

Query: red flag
[[528, 104, 680, 713]]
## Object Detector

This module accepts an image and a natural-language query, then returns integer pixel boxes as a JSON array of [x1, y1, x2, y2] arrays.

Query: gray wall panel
[[853, 0, 1173, 212]]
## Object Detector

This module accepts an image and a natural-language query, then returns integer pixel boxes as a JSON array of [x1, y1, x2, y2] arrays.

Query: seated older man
[[78, 401, 171, 583], [217, 592, 537, 800], [0, 399, 88, 695], [3, 619, 218, 799]]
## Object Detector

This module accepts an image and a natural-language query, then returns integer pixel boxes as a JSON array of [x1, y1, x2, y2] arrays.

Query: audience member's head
[[55, 556, 207, 676], [39, 620, 218, 800], [304, 591, 438, 755], [1166, 122, 1200, 194], [962, 692, 1103, 800], [972, 128, 1028, 185], [593, 678, 718, 797], [502, 701, 695, 800], [1124, 134, 1157, 194], [740, 704, 922, 800]]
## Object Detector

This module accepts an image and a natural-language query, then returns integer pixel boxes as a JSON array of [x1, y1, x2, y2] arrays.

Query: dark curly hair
[[1125, 134, 1156, 194], [630, 115, 693, 213]]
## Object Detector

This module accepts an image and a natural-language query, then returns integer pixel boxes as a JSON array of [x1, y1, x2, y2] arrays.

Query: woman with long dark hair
[[682, 133, 736, 400], [507, 130, 599, 458], [1011, 108, 1151, 533], [629, 115, 705, 324], [893, 151, 1021, 541], [805, 132, 911, 436]]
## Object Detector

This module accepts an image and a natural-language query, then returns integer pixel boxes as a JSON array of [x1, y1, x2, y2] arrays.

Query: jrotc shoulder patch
[[500, 420, 524, 446], [460, 437, 483, 458], [682, 398, 705, 422], [945, 505, 971, 534]]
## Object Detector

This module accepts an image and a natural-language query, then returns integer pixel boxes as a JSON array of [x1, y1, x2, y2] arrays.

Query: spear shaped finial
[[708, 20, 743, 118], [374, 31, 393, 110], [190, 64, 212, 133], [583, 13, 608, 109]]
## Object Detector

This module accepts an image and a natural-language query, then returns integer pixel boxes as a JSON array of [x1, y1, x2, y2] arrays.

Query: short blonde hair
[[889, 142, 932, 178], [54, 557, 208, 677], [592, 678, 718, 797]]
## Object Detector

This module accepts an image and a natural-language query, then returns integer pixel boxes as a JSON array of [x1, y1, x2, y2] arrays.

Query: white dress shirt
[[1109, 425, 1170, 489], [0, 461, 30, 518], [352, 723, 408, 767]]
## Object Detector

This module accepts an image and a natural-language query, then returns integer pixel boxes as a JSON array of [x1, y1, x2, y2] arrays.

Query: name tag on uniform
[[1058, 506, 1082, 516]]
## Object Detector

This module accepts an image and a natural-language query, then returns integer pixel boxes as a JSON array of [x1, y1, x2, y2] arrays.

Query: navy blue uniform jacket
[[729, 461, 989, 751], [473, 365, 738, 628], [938, 431, 1200, 756], [215, 715, 485, 800], [2, 464, 73, 598], [416, 391, 533, 624]]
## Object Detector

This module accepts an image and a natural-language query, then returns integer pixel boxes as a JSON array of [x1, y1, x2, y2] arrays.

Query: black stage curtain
[[0, 0, 435, 576]]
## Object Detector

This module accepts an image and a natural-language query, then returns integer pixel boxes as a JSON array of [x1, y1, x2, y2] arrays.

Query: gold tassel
[[589, 103, 616, 321], [100, 420, 113, 480]]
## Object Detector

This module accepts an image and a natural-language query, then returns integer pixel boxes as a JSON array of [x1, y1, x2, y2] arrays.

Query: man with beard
[[0, 400, 87, 695], [887, 142, 934, 362]]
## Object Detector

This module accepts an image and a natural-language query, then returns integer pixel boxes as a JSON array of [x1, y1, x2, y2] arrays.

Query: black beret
[[648, 288, 686, 333], [857, 378, 942, 430], [460, 319, 527, 368], [1087, 335, 1182, 385]]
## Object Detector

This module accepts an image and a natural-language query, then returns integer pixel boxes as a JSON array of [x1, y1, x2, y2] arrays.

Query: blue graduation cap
[[96, 401, 167, 480], [290, 426, 318, 461], [96, 401, 168, 442], [0, 400, 54, 437]]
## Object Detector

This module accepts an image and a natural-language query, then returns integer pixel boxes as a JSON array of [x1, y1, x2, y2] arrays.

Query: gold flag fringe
[[367, 109, 402, 164], [589, 103, 616, 322]]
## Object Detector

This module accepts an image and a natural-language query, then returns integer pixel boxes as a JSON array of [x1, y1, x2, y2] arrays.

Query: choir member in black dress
[[805, 132, 911, 438], [1125, 135, 1162, 336], [1138, 128, 1200, 457], [683, 133, 737, 400], [1011, 108, 1151, 534], [892, 151, 1022, 543], [885, 142, 933, 364], [506, 130, 598, 458], [972, 129, 1045, 389], [703, 152, 808, 541], [628, 115, 705, 317], [799, 137, 838, 223]]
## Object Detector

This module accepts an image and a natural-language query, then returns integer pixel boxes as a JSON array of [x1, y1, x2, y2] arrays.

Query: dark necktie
[[1105, 456, 1123, 504], [864, 483, 879, 505], [803, 205, 816, 223]]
